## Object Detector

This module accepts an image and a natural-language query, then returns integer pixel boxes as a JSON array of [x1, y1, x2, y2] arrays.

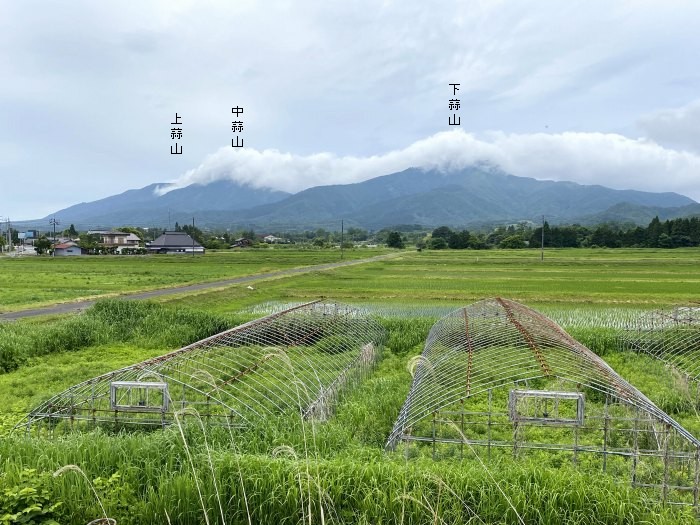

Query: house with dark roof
[[146, 231, 205, 254]]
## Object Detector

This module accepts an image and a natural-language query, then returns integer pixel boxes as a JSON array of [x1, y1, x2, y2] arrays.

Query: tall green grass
[[1, 431, 692, 524], [2, 305, 699, 523], [0, 300, 242, 373], [567, 327, 622, 357]]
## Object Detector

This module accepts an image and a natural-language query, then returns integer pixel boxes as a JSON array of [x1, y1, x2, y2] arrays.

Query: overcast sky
[[2, 0, 700, 221]]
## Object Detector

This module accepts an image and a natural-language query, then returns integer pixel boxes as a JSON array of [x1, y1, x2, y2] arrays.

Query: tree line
[[406, 216, 700, 250], [11, 215, 700, 254]]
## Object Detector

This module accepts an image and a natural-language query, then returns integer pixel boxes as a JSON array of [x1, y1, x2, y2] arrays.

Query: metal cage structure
[[386, 298, 700, 507], [623, 305, 700, 385], [18, 300, 386, 435]]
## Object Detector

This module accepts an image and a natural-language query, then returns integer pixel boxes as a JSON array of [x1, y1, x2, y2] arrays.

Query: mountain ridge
[[16, 166, 696, 230]]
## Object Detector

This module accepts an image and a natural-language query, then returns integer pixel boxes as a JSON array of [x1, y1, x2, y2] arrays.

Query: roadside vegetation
[[0, 300, 242, 374]]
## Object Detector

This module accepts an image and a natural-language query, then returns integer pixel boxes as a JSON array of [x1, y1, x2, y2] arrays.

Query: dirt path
[[0, 253, 399, 321]]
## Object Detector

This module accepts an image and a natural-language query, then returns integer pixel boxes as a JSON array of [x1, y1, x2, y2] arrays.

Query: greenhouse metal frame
[[18, 300, 385, 435], [387, 298, 700, 507], [623, 305, 700, 386]]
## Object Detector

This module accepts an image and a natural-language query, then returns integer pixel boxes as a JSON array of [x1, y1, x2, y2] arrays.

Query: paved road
[[0, 253, 398, 321]]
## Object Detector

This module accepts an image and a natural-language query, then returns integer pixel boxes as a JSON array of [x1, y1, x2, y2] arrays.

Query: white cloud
[[162, 130, 700, 202], [3, 1, 700, 219], [638, 100, 700, 154]]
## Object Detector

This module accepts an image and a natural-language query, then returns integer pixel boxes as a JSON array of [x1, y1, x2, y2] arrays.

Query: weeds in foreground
[[1, 311, 698, 523], [53, 464, 109, 523]]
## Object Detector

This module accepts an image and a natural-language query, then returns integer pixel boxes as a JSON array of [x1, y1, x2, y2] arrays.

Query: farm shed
[[623, 305, 700, 383], [18, 300, 385, 435], [387, 298, 700, 507], [53, 241, 84, 256]]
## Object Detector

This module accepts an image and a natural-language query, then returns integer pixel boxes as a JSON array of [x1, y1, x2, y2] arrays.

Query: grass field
[[1, 247, 700, 523], [156, 248, 700, 315], [0, 247, 386, 313]]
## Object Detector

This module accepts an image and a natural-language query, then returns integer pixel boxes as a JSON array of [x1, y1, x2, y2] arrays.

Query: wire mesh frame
[[622, 305, 700, 389], [386, 298, 700, 507], [17, 300, 386, 435]]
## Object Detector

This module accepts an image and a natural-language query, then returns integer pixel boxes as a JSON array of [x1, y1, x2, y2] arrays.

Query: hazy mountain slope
[[41, 180, 290, 227], [23, 165, 696, 230], [575, 202, 700, 226], [229, 166, 695, 228]]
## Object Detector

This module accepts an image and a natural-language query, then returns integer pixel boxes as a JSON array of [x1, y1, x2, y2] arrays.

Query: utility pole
[[50, 217, 60, 257], [6, 218, 10, 253], [192, 217, 195, 257], [0, 217, 7, 253], [340, 219, 344, 260], [0, 217, 10, 252], [540, 215, 545, 262]]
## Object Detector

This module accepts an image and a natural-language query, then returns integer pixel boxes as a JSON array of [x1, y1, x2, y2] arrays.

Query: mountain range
[[18, 165, 699, 231]]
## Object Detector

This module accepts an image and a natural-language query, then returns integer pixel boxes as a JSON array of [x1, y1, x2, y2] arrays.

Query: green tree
[[77, 233, 101, 254], [181, 224, 204, 244], [204, 237, 227, 250], [658, 233, 673, 248], [386, 231, 404, 249], [529, 221, 552, 248], [63, 224, 78, 237], [34, 236, 52, 255], [346, 227, 368, 241], [117, 226, 144, 241], [448, 230, 470, 249], [431, 226, 453, 241], [647, 216, 662, 247], [690, 217, 700, 245], [239, 229, 256, 241], [469, 234, 488, 250], [499, 235, 526, 249], [428, 237, 448, 250], [590, 225, 621, 248]]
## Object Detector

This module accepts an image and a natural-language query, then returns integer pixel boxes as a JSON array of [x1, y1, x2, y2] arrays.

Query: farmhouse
[[87, 230, 142, 253], [54, 241, 84, 256], [147, 231, 204, 254]]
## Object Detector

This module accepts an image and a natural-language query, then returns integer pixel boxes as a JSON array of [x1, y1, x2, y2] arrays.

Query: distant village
[[3, 214, 698, 256], [0, 228, 289, 256], [0, 222, 384, 256]]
